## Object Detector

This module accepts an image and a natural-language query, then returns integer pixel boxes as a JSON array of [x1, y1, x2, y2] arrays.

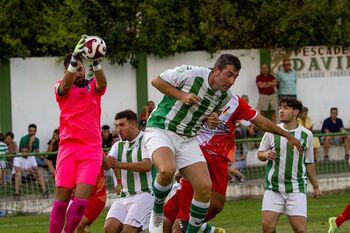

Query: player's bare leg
[[262, 211, 281, 233], [149, 147, 176, 233], [288, 216, 307, 233], [181, 162, 212, 233], [104, 218, 123, 233]]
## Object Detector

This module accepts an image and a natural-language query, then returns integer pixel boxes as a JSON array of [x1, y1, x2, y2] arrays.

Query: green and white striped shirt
[[109, 132, 152, 196], [259, 124, 314, 194], [147, 65, 231, 137], [0, 142, 8, 162]]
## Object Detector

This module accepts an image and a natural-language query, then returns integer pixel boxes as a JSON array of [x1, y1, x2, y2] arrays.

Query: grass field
[[1, 190, 350, 233]]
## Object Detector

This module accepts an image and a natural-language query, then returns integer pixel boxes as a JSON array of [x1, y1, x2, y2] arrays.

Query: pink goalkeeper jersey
[[54, 78, 106, 147], [197, 95, 257, 161]]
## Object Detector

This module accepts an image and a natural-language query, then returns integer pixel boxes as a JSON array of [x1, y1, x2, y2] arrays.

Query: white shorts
[[262, 190, 307, 217], [106, 192, 154, 230], [0, 161, 6, 169], [144, 127, 205, 170]]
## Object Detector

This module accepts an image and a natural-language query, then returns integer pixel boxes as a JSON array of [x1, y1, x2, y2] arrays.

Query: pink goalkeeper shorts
[[55, 143, 102, 188]]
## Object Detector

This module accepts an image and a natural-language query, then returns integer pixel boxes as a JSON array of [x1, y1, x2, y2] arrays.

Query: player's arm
[[112, 167, 122, 195], [93, 61, 107, 92], [306, 163, 321, 199], [59, 35, 87, 95], [116, 158, 152, 172], [251, 114, 303, 154], [151, 75, 201, 106]]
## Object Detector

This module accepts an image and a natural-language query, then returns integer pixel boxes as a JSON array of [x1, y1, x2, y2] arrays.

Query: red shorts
[[202, 150, 229, 195], [84, 169, 107, 223]]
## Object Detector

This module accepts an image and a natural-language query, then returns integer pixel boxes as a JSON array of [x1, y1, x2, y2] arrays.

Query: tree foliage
[[1, 0, 350, 64]]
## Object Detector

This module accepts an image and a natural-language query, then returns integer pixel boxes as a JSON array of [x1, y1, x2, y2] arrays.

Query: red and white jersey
[[197, 95, 258, 161]]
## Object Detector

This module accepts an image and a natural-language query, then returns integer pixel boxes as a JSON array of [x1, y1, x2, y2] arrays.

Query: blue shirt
[[321, 117, 344, 133], [276, 69, 297, 95]]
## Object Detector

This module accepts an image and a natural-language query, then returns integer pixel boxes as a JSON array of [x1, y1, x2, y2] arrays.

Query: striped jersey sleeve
[[147, 65, 231, 137]]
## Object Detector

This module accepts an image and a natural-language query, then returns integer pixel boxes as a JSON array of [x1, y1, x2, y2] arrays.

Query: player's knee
[[194, 180, 212, 199], [261, 219, 274, 233], [157, 167, 176, 183], [104, 222, 116, 233]]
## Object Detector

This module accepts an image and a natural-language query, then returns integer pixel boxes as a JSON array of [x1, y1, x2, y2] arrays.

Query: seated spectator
[[47, 129, 59, 168], [0, 133, 8, 184], [19, 123, 56, 178], [5, 131, 18, 154], [140, 100, 155, 121], [12, 146, 48, 200], [321, 107, 349, 161], [102, 125, 113, 149], [297, 107, 321, 162], [4, 131, 18, 171]]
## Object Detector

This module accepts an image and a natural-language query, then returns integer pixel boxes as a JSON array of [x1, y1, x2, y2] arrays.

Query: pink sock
[[64, 197, 88, 233], [49, 200, 69, 233]]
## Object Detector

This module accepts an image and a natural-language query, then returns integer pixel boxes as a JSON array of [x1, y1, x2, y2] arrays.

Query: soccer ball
[[82, 36, 107, 61]]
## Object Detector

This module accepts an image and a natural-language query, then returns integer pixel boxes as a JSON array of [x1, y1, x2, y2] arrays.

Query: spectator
[[102, 125, 113, 149], [321, 107, 349, 161], [12, 145, 48, 200], [140, 100, 155, 121], [0, 133, 8, 184], [238, 95, 264, 139], [4, 131, 18, 175], [256, 64, 278, 123], [19, 123, 40, 153], [297, 107, 321, 162], [5, 131, 18, 155], [47, 129, 59, 168], [20, 124, 56, 177], [276, 58, 297, 99], [111, 134, 120, 145]]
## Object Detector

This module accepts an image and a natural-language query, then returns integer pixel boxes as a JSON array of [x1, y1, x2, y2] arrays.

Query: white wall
[[147, 49, 261, 108], [10, 57, 136, 151]]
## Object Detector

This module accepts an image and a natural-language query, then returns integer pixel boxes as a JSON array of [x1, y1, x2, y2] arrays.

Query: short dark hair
[[21, 145, 29, 151], [5, 131, 14, 139], [214, 54, 241, 71], [115, 110, 137, 122], [28, 124, 37, 129], [279, 97, 303, 114], [330, 107, 338, 112], [0, 133, 5, 142], [102, 125, 110, 130]]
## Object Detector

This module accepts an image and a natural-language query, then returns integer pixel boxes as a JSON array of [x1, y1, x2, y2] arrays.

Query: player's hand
[[115, 184, 122, 195], [313, 187, 321, 200], [107, 156, 117, 169], [287, 136, 303, 154], [207, 112, 219, 129], [265, 150, 275, 160], [180, 93, 201, 106], [72, 34, 88, 59]]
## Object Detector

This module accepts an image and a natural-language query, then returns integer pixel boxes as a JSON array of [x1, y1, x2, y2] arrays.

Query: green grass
[[1, 190, 350, 233]]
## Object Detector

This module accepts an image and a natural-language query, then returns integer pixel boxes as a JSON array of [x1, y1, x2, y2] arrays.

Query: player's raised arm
[[251, 113, 303, 154], [59, 35, 87, 95], [92, 60, 107, 92], [151, 75, 201, 106]]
